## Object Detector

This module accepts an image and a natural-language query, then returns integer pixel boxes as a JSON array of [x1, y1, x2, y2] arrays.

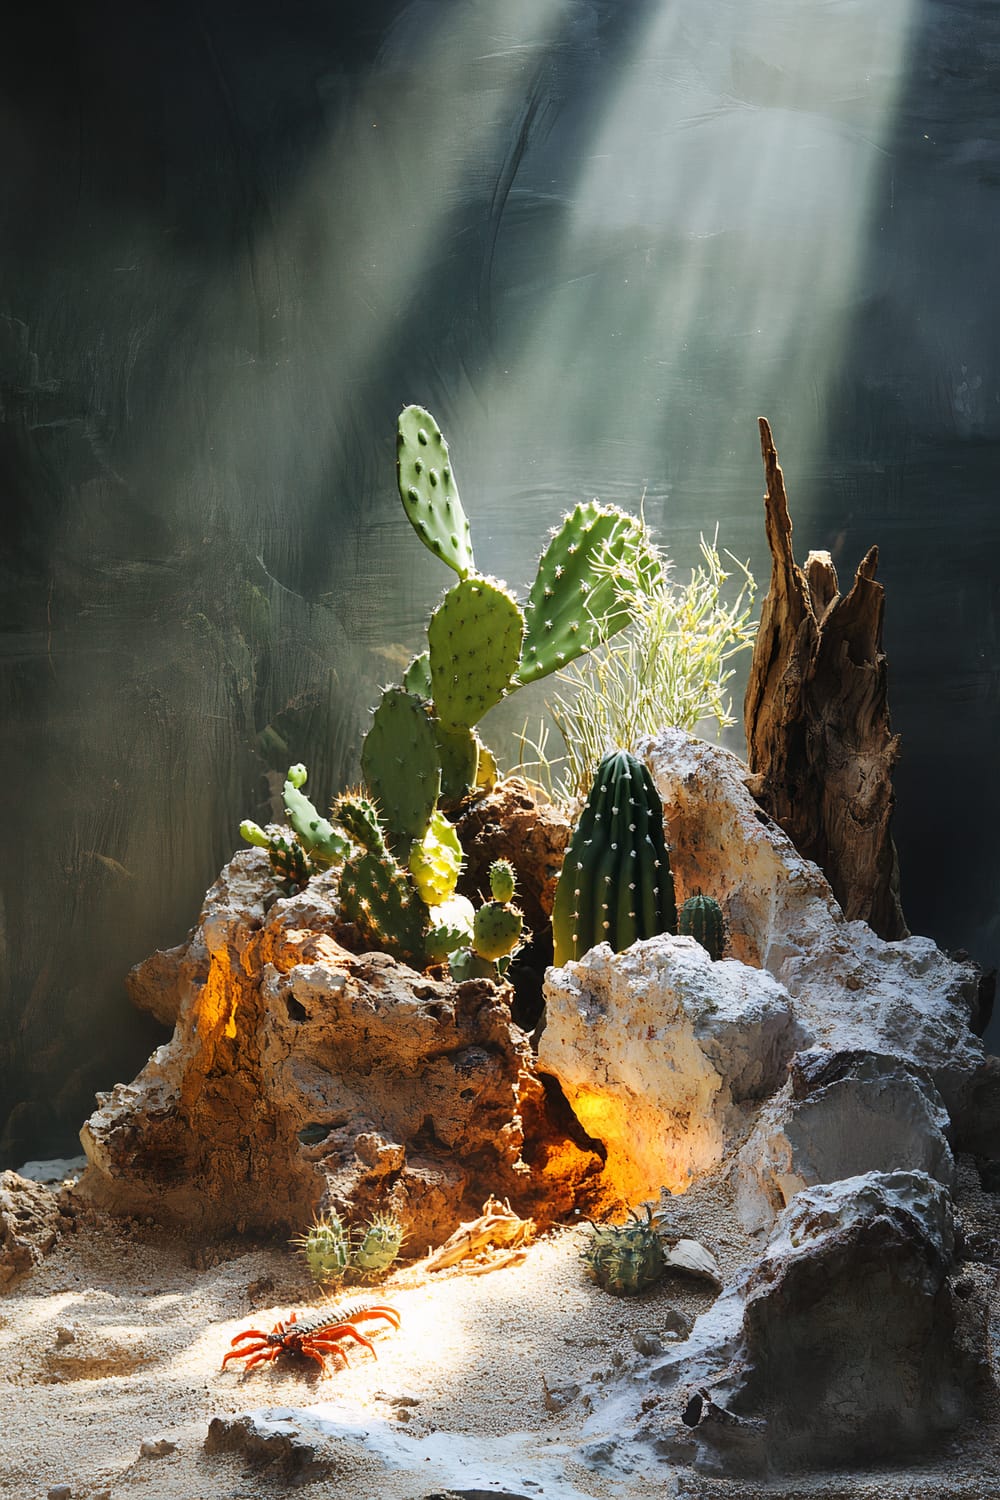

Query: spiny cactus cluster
[[551, 748, 677, 967], [241, 404, 659, 974], [294, 1208, 406, 1286], [580, 1205, 665, 1296]]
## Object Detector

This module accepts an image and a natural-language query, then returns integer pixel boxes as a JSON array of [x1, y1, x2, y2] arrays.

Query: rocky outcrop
[[539, 935, 807, 1201], [0, 1172, 75, 1287], [616, 1172, 984, 1474], [640, 727, 984, 1115], [455, 776, 572, 935], [77, 851, 601, 1244], [734, 1049, 956, 1233]]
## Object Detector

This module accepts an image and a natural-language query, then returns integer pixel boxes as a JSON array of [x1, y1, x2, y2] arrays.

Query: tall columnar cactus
[[679, 893, 726, 961], [551, 749, 677, 966]]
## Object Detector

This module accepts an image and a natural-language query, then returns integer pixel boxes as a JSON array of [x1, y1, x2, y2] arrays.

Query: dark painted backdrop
[[2, 0, 997, 1166]]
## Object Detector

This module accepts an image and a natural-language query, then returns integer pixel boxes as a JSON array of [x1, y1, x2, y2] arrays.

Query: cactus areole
[[551, 749, 677, 966]]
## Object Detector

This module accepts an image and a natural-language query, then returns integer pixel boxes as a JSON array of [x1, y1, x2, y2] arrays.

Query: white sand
[[1, 1178, 998, 1500]]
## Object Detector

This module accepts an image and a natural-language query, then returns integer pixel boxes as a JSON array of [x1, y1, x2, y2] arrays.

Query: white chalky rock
[[539, 934, 807, 1201], [734, 1049, 956, 1233], [639, 727, 984, 1114]]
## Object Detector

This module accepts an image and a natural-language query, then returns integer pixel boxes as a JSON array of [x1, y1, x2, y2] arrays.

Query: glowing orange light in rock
[[567, 1085, 725, 1205]]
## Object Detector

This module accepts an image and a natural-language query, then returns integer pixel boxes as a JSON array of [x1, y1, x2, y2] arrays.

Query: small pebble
[[632, 1330, 664, 1356], [139, 1437, 177, 1458]]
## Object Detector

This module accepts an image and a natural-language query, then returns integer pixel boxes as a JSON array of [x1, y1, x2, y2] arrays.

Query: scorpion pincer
[[222, 1299, 400, 1375]]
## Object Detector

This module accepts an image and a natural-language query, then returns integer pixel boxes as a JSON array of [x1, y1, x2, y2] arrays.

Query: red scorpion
[[222, 1300, 400, 1376]]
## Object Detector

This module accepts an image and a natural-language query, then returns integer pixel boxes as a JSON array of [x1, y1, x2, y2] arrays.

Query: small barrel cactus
[[580, 1205, 665, 1295], [293, 1210, 351, 1285], [351, 1212, 406, 1279], [552, 748, 677, 966], [679, 892, 726, 960]]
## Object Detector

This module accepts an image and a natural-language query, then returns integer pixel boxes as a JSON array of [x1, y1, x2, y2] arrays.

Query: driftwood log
[[743, 417, 907, 940]]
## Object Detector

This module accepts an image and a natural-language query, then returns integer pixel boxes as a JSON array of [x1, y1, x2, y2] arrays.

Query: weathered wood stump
[[743, 417, 908, 940]]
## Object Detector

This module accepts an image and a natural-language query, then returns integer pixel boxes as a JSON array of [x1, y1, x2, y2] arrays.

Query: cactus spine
[[679, 892, 726, 960], [551, 749, 676, 966]]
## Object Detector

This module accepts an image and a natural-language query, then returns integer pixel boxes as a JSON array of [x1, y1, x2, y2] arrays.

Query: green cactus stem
[[472, 900, 524, 963], [293, 1210, 351, 1286], [517, 502, 662, 685], [408, 809, 463, 906], [361, 688, 441, 845], [397, 404, 475, 579], [282, 766, 350, 868], [240, 820, 314, 892], [448, 946, 499, 982], [427, 576, 523, 730], [488, 858, 517, 904], [551, 748, 676, 966], [432, 719, 480, 807], [350, 1212, 406, 1279], [425, 893, 476, 964], [403, 650, 433, 699], [332, 789, 389, 858], [339, 848, 429, 968], [679, 892, 726, 961], [580, 1205, 665, 1295]]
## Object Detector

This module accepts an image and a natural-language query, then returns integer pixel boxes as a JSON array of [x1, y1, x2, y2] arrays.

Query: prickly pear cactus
[[402, 649, 433, 698], [425, 892, 476, 964], [239, 821, 313, 892], [339, 848, 429, 968], [408, 809, 463, 906], [488, 858, 517, 904], [472, 901, 524, 963], [397, 404, 475, 578], [428, 576, 523, 730], [518, 501, 661, 684], [551, 748, 677, 966], [361, 688, 441, 845], [469, 857, 524, 963], [431, 719, 480, 807], [332, 789, 389, 858], [679, 892, 726, 960], [351, 1212, 406, 1279], [282, 765, 351, 867], [293, 1210, 351, 1285], [580, 1206, 665, 1296]]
